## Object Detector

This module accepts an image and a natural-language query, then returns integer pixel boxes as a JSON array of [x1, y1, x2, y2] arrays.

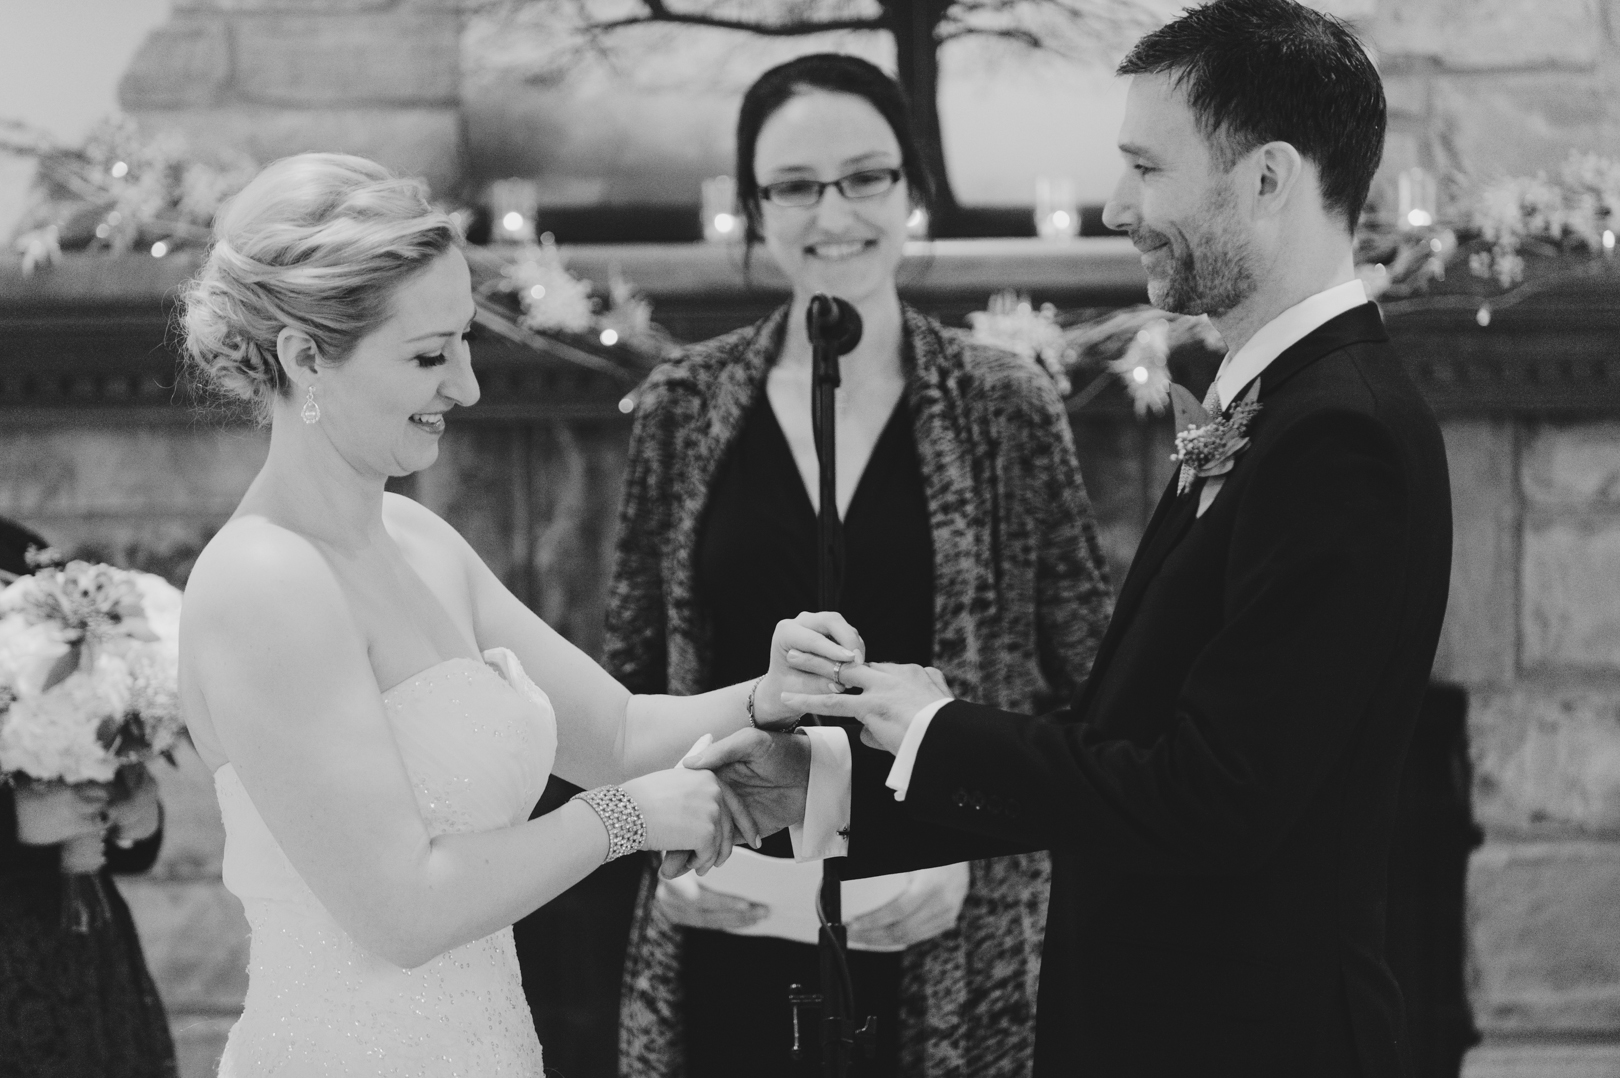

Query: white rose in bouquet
[[0, 612, 72, 702], [0, 657, 131, 784]]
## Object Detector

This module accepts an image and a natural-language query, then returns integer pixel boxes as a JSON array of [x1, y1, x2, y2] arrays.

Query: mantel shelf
[[3, 243, 1618, 418]]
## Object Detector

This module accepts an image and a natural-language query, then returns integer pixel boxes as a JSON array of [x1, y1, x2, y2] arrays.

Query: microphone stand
[[786, 293, 877, 1078]]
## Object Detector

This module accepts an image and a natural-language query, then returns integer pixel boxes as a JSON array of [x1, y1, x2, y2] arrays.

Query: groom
[[694, 1, 1453, 1075]]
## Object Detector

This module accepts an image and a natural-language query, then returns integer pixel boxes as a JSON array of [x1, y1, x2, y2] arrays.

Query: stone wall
[[1434, 419, 1620, 1077], [1369, 0, 1620, 198], [117, 0, 464, 197]]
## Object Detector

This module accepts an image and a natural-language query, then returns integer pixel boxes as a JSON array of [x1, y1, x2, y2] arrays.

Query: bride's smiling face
[[296, 249, 480, 478]]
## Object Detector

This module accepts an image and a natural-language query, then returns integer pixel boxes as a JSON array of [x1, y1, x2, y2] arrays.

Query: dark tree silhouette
[[468, 0, 1156, 233]]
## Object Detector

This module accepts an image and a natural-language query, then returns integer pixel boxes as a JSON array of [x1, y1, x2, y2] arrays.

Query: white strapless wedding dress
[[213, 648, 557, 1077]]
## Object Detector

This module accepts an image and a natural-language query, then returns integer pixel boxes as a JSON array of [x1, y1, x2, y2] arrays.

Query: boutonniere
[[1169, 378, 1262, 497]]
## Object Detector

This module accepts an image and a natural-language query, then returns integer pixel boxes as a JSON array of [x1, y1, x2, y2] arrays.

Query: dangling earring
[[300, 384, 320, 425]]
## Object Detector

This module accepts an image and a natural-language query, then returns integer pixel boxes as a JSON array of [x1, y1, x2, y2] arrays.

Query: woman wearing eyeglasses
[[609, 53, 1112, 1077]]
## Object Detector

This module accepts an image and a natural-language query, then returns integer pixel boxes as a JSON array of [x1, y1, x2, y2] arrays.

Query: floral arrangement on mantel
[[3, 115, 672, 371], [471, 237, 676, 368], [974, 151, 1620, 414], [1355, 151, 1620, 322], [3, 116, 256, 273], [969, 292, 1222, 417]]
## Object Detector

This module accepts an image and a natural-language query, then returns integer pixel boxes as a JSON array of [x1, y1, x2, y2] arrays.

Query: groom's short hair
[[1118, 0, 1386, 233]]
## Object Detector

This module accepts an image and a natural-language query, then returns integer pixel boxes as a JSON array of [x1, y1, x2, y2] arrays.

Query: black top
[[697, 390, 935, 691]]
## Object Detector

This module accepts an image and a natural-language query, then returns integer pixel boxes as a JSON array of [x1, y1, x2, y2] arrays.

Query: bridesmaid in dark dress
[[0, 517, 177, 1078]]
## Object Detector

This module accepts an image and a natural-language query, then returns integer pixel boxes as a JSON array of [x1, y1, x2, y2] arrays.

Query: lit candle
[[490, 179, 539, 244], [702, 176, 739, 243], [1035, 177, 1080, 241], [1397, 167, 1437, 231]]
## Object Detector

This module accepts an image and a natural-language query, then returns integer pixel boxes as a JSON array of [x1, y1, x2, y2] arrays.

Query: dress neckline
[[379, 654, 492, 699], [759, 390, 908, 528], [210, 655, 505, 782]]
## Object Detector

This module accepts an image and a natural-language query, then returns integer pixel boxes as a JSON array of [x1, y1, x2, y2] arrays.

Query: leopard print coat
[[609, 304, 1113, 1078]]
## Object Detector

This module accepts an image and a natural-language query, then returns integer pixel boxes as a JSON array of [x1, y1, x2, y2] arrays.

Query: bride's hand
[[755, 612, 865, 729], [620, 767, 731, 875]]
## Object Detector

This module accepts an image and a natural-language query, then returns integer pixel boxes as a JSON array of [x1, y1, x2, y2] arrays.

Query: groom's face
[[1103, 73, 1257, 318]]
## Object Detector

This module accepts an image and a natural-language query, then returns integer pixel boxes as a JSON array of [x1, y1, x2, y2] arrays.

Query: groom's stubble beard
[[1135, 180, 1257, 319]]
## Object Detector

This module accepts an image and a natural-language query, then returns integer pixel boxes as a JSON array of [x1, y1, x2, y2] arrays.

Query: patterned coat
[[609, 304, 1113, 1078]]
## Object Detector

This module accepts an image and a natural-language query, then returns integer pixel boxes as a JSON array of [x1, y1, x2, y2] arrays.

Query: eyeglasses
[[758, 168, 904, 208]]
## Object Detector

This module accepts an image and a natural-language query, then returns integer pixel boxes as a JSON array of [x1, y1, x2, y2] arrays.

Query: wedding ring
[[832, 660, 847, 691]]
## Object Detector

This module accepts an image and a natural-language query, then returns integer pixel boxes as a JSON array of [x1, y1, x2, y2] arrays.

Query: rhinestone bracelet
[[571, 785, 646, 862]]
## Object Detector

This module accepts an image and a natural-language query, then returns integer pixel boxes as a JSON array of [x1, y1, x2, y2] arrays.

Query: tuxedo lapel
[[1073, 303, 1386, 716], [1072, 473, 1198, 712]]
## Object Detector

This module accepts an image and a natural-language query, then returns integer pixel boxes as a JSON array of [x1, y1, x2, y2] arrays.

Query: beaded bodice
[[213, 647, 555, 1077]]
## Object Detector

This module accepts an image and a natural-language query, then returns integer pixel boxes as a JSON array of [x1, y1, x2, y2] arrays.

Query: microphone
[[806, 293, 863, 358]]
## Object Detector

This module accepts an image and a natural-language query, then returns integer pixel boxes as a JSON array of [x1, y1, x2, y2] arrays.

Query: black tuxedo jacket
[[841, 304, 1452, 1077]]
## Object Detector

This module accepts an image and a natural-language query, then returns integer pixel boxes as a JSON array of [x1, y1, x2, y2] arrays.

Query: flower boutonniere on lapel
[[1169, 379, 1262, 506]]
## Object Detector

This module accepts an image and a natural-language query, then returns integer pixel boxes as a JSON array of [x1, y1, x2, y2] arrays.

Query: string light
[[1132, 366, 1150, 384], [1605, 230, 1616, 253], [109, 161, 128, 179], [502, 211, 524, 233], [1379, 255, 1617, 322], [618, 396, 636, 414], [150, 241, 169, 258], [599, 328, 619, 346], [712, 212, 736, 235], [528, 285, 546, 300]]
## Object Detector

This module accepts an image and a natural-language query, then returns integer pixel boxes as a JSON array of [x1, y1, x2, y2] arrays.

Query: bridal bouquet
[[0, 553, 183, 928]]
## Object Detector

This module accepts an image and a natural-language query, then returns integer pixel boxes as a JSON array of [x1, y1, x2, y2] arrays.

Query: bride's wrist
[[748, 675, 801, 731], [569, 785, 646, 862]]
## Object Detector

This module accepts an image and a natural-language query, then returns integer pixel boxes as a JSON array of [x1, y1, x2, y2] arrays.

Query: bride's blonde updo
[[180, 153, 462, 419]]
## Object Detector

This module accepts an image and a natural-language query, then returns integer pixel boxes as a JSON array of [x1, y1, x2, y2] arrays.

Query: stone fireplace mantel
[[4, 240, 1619, 419]]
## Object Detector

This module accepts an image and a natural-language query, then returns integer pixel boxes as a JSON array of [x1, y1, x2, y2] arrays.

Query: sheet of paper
[[670, 732, 910, 946], [690, 848, 911, 947]]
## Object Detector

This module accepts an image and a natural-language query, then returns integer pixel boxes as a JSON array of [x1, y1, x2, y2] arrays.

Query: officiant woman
[[0, 517, 177, 1078], [608, 54, 1112, 1077]]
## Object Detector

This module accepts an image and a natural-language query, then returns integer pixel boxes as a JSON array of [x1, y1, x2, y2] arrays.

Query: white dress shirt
[[1207, 278, 1368, 411], [789, 278, 1373, 850]]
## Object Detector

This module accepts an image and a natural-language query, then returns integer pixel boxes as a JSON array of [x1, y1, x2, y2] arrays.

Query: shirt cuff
[[789, 725, 850, 861], [885, 698, 953, 802]]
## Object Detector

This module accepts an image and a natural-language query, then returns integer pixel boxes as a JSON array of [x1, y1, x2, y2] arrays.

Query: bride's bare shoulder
[[381, 492, 463, 544], [381, 492, 480, 567], [185, 517, 344, 632]]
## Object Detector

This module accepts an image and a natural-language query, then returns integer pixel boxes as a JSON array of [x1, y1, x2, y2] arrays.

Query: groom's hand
[[692, 728, 811, 831], [781, 662, 952, 755], [660, 728, 811, 879]]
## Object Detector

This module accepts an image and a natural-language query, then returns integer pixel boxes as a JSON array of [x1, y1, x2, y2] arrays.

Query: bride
[[176, 153, 855, 1076]]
